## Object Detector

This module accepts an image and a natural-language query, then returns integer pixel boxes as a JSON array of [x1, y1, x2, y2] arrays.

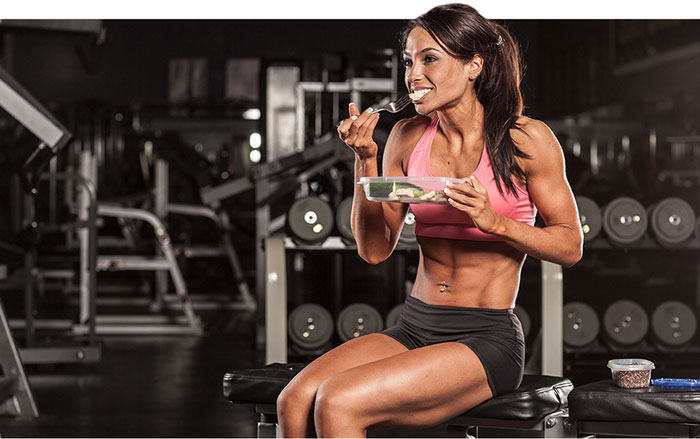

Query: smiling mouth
[[409, 88, 433, 101]]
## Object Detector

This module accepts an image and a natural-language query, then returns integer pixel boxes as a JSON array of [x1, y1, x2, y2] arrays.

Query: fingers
[[340, 106, 378, 144], [349, 102, 361, 118]]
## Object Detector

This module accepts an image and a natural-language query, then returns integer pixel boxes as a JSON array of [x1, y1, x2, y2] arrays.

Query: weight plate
[[336, 303, 384, 342], [398, 209, 417, 246], [335, 196, 355, 243], [602, 197, 648, 245], [575, 196, 602, 242], [603, 300, 649, 345], [513, 305, 531, 339], [563, 302, 600, 347], [385, 304, 405, 328], [649, 198, 696, 245], [288, 303, 334, 350], [287, 196, 334, 244], [695, 215, 700, 239], [651, 300, 697, 346]]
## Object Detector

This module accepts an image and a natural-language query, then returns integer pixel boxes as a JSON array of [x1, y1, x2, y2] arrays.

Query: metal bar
[[541, 261, 563, 376], [97, 256, 171, 271], [199, 177, 253, 207], [265, 237, 287, 365], [72, 324, 202, 336], [19, 346, 101, 365], [154, 159, 169, 312], [0, 297, 39, 417]]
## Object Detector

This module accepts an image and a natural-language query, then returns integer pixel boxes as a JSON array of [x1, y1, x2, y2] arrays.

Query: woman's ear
[[468, 54, 484, 80]]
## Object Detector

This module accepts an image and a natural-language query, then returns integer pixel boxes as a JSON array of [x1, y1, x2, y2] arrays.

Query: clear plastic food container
[[607, 358, 655, 388], [358, 176, 465, 204]]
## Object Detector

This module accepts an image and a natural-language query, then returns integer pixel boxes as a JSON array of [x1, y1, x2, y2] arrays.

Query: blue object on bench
[[224, 363, 576, 438]]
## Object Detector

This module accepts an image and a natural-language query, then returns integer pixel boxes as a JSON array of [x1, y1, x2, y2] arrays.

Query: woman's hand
[[337, 103, 380, 161], [445, 175, 503, 234]]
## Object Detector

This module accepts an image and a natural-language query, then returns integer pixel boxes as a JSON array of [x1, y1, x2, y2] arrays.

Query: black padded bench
[[569, 379, 700, 438], [223, 363, 575, 438]]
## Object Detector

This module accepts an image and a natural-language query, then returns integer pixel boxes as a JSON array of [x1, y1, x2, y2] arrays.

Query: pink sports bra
[[406, 115, 537, 241]]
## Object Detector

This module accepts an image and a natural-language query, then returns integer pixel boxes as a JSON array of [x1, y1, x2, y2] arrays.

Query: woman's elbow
[[562, 238, 584, 268], [357, 246, 390, 265]]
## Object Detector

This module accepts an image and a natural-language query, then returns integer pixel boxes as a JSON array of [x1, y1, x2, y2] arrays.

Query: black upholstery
[[569, 379, 700, 423], [223, 363, 572, 421], [223, 363, 305, 404], [467, 374, 571, 420]]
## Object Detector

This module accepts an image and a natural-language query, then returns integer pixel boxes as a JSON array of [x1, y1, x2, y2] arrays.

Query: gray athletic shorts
[[381, 295, 525, 396]]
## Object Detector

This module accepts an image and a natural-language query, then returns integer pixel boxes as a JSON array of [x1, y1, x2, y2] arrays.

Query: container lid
[[358, 176, 465, 185], [651, 378, 700, 387], [607, 358, 655, 371]]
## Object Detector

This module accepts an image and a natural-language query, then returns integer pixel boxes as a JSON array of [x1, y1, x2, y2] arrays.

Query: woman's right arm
[[338, 103, 411, 264]]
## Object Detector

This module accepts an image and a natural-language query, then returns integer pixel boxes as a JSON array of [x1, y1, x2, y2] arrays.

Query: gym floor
[[0, 309, 451, 438], [0, 310, 261, 437]]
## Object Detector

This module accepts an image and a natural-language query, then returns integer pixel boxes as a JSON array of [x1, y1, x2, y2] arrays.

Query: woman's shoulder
[[387, 114, 433, 149], [511, 116, 559, 156], [511, 116, 564, 174]]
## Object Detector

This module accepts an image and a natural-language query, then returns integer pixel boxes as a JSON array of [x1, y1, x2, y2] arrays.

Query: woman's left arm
[[446, 120, 583, 267]]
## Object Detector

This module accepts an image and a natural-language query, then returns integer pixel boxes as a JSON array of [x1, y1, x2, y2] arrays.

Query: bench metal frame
[[250, 403, 576, 438]]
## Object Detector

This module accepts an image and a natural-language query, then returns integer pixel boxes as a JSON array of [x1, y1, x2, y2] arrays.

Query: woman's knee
[[276, 376, 318, 419], [313, 377, 356, 428]]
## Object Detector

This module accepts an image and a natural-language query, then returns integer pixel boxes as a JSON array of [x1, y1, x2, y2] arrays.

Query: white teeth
[[409, 88, 432, 101]]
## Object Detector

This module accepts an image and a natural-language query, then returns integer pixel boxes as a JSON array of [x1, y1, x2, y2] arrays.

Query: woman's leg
[[276, 333, 408, 438], [313, 342, 493, 438]]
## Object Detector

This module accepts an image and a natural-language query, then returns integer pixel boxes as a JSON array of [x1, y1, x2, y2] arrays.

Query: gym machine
[[0, 64, 102, 364]]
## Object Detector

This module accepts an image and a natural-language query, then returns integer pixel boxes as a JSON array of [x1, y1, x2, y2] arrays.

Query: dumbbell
[[513, 305, 531, 340], [647, 197, 696, 247], [603, 300, 649, 350], [602, 197, 648, 246], [335, 196, 355, 244], [336, 303, 384, 342], [563, 302, 600, 348], [651, 300, 697, 350], [385, 303, 405, 328], [398, 209, 417, 247], [288, 303, 334, 351], [575, 196, 602, 243], [287, 196, 334, 245]]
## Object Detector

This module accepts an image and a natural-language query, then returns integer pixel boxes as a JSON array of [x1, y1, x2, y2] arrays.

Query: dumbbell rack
[[262, 236, 566, 377], [565, 234, 700, 365]]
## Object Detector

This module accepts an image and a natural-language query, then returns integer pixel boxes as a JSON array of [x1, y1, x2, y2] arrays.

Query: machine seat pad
[[224, 363, 305, 404], [569, 379, 700, 423], [224, 363, 571, 421], [465, 374, 572, 420]]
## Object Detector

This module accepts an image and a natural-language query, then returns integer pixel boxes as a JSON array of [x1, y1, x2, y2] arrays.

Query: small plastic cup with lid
[[607, 358, 655, 388]]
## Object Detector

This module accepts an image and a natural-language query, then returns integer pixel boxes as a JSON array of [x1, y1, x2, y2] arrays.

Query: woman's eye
[[424, 55, 437, 63], [402, 59, 413, 67]]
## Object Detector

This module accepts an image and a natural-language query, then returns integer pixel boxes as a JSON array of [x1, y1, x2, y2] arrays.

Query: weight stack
[[287, 196, 334, 245], [602, 197, 648, 247], [602, 300, 650, 353], [647, 198, 696, 247], [650, 300, 698, 352], [575, 196, 602, 243], [336, 303, 384, 342], [563, 302, 601, 352], [288, 303, 335, 356]]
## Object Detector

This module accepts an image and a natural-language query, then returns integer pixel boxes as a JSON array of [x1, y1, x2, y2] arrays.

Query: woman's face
[[402, 27, 473, 115]]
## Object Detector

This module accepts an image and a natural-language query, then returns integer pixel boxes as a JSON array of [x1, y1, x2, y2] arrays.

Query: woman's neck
[[436, 94, 485, 149]]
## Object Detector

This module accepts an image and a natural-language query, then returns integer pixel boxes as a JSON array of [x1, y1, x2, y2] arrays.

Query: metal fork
[[369, 94, 412, 114]]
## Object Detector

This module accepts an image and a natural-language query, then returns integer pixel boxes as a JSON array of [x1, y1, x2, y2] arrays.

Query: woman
[[277, 4, 583, 437]]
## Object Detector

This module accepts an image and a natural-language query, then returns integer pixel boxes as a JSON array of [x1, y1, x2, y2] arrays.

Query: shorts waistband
[[406, 295, 514, 315]]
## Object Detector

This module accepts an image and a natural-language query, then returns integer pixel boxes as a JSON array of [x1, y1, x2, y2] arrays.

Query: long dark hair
[[400, 3, 529, 197]]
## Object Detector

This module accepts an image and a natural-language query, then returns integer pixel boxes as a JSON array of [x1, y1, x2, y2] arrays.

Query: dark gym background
[[0, 17, 699, 437]]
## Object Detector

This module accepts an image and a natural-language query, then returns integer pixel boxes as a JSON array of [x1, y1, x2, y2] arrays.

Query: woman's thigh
[[316, 341, 493, 430], [280, 332, 409, 397]]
